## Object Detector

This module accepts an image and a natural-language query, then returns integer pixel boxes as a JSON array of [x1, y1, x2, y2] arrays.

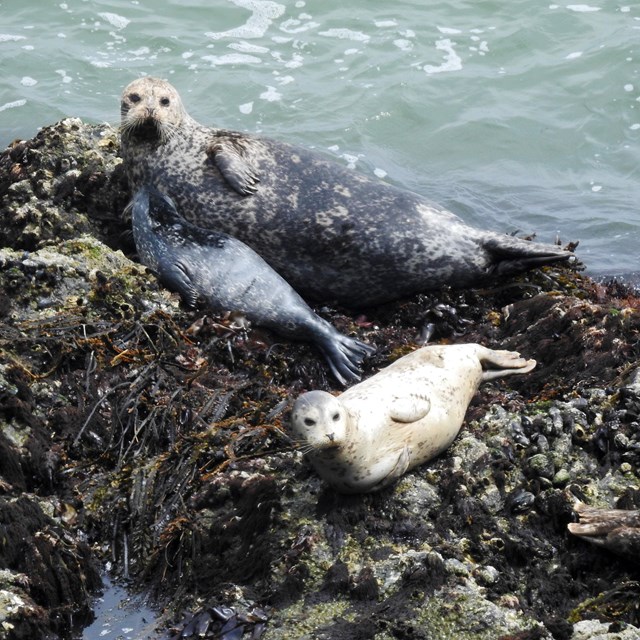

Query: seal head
[[120, 77, 188, 145], [290, 391, 350, 451]]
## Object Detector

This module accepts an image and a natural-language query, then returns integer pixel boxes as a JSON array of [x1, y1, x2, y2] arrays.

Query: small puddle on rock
[[80, 576, 160, 640]]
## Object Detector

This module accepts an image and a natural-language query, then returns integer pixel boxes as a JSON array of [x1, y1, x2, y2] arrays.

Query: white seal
[[290, 344, 536, 493]]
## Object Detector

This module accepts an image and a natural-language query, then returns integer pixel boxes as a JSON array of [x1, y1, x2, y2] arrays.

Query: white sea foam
[[566, 5, 601, 12], [422, 39, 462, 74], [229, 41, 269, 53], [274, 74, 294, 85], [318, 28, 370, 42], [394, 39, 413, 51], [0, 99, 26, 112], [271, 49, 303, 68], [55, 69, 72, 83], [98, 12, 130, 30], [0, 34, 26, 42], [280, 18, 319, 34], [21, 76, 38, 87], [260, 85, 281, 101], [206, 0, 285, 40], [437, 26, 462, 35], [340, 153, 361, 169], [129, 46, 151, 56], [283, 53, 304, 69], [239, 102, 254, 114], [566, 51, 583, 59], [202, 53, 262, 65]]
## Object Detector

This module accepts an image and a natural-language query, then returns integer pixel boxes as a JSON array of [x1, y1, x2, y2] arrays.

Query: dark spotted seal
[[120, 77, 573, 308], [129, 186, 375, 385], [290, 344, 536, 493]]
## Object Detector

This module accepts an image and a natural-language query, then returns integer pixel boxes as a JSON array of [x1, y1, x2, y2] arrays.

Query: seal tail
[[482, 234, 574, 276], [317, 336, 376, 387]]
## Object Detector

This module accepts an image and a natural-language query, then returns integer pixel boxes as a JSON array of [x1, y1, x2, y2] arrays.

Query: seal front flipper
[[206, 134, 260, 196], [389, 394, 431, 423], [160, 261, 201, 308], [371, 446, 412, 491]]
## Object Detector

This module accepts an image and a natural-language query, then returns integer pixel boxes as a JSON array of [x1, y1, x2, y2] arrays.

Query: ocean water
[[1, 0, 638, 278]]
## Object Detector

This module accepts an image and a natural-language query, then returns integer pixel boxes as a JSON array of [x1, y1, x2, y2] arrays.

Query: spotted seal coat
[[129, 186, 375, 385], [289, 344, 536, 493], [120, 77, 573, 308]]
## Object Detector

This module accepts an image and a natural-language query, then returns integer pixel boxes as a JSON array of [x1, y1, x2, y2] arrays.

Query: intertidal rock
[[1, 121, 639, 640]]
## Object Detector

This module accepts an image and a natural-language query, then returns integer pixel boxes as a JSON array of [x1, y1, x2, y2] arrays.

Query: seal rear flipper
[[478, 347, 536, 381], [207, 135, 260, 196], [317, 335, 376, 387], [568, 502, 640, 538], [483, 235, 573, 276]]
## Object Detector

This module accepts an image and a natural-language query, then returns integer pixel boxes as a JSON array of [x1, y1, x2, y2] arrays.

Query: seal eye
[[304, 418, 316, 427], [332, 413, 340, 421], [160, 96, 171, 107], [129, 92, 141, 104]]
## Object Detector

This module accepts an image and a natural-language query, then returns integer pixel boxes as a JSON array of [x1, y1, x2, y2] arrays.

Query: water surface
[[1, 0, 638, 276]]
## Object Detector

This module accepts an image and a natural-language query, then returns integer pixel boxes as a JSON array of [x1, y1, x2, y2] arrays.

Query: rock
[[2, 120, 640, 640]]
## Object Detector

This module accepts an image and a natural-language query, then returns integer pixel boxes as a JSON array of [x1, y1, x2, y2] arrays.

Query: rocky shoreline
[[0, 119, 639, 639]]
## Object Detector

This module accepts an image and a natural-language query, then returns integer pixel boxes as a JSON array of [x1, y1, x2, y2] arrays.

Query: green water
[[1, 0, 638, 276]]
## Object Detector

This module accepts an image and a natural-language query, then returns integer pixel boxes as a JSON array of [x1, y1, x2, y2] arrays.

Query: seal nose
[[326, 433, 335, 443], [144, 97, 156, 118]]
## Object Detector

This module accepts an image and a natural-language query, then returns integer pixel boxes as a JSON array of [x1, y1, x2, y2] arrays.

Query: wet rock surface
[[0, 120, 639, 639]]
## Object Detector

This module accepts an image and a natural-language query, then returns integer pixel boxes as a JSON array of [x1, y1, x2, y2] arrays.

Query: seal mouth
[[132, 117, 163, 141], [121, 116, 164, 143]]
